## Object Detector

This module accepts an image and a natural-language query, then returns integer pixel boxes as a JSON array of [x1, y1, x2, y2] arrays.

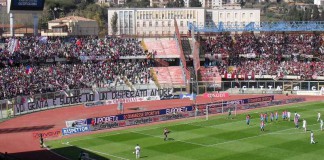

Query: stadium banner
[[86, 106, 193, 124], [179, 94, 196, 100], [32, 130, 61, 139], [296, 91, 323, 96], [61, 126, 91, 136], [203, 92, 229, 98], [65, 119, 88, 128], [13, 88, 172, 115], [105, 96, 161, 105]]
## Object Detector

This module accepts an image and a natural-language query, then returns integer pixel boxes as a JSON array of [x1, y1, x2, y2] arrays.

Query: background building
[[41, 16, 99, 36], [107, 7, 260, 36], [0, 0, 6, 6]]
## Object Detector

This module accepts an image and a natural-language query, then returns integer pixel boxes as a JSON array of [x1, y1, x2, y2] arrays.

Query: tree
[[166, 0, 185, 8], [189, 0, 202, 7], [111, 12, 118, 35], [312, 6, 320, 21], [320, 9, 324, 21], [303, 8, 311, 21]]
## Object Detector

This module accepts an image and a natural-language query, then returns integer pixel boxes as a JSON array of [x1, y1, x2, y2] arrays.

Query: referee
[[164, 128, 170, 141]]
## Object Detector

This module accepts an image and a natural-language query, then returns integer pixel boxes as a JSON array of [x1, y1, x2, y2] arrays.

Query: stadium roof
[[49, 16, 96, 23]]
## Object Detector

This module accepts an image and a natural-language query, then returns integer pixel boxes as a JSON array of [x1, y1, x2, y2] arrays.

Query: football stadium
[[1, 0, 324, 160]]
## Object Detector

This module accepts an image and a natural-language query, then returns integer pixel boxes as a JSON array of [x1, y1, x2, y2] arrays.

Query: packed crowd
[[202, 33, 324, 78], [203, 33, 323, 57], [0, 61, 152, 100], [0, 36, 146, 64], [0, 36, 153, 100]]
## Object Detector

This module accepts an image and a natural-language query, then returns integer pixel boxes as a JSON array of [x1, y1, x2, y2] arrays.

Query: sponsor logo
[[65, 119, 88, 128], [180, 94, 196, 100], [93, 116, 119, 124], [203, 92, 229, 98], [92, 122, 120, 131], [62, 126, 90, 136], [32, 130, 61, 139], [166, 107, 188, 114], [123, 110, 160, 120], [248, 96, 273, 103], [84, 101, 105, 107]]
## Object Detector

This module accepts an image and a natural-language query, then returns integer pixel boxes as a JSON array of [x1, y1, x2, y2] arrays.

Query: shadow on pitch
[[0, 125, 55, 134], [3, 145, 110, 160]]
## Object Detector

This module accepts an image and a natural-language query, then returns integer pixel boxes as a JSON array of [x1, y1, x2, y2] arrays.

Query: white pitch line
[[207, 123, 318, 147], [62, 142, 130, 160], [130, 131, 209, 147]]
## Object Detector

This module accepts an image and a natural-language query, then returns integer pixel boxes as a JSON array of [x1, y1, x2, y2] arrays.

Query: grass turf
[[47, 101, 324, 160]]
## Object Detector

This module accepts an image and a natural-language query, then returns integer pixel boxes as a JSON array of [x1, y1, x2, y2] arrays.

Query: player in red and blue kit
[[264, 113, 268, 123], [275, 111, 278, 121], [294, 115, 299, 128], [246, 114, 251, 125], [270, 112, 274, 122], [260, 113, 264, 121], [260, 121, 265, 131]]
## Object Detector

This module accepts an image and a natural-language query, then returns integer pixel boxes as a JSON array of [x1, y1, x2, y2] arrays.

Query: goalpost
[[204, 99, 238, 121]]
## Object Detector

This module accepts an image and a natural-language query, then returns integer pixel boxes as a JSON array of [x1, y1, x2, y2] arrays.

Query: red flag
[[14, 39, 20, 52]]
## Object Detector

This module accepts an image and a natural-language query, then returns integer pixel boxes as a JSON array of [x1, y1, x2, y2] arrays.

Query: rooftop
[[49, 16, 96, 23]]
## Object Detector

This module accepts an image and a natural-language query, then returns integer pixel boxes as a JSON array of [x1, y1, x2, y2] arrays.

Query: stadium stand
[[201, 33, 324, 80], [144, 39, 180, 58], [153, 66, 185, 87]]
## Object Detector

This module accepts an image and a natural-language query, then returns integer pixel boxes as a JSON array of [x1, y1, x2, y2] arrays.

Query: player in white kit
[[134, 144, 141, 159], [302, 119, 307, 132], [320, 119, 323, 131], [310, 131, 315, 144], [287, 112, 291, 121], [317, 112, 321, 122]]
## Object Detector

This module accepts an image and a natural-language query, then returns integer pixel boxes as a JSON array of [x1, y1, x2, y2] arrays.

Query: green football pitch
[[47, 101, 324, 160]]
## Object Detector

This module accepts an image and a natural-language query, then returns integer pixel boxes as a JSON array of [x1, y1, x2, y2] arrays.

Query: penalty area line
[[62, 142, 130, 160]]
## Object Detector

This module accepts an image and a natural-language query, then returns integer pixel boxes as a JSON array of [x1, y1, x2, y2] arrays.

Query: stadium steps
[[168, 66, 185, 86], [155, 59, 169, 67], [181, 38, 192, 60], [152, 67, 185, 88], [122, 76, 135, 91], [150, 68, 162, 89], [187, 66, 198, 94]]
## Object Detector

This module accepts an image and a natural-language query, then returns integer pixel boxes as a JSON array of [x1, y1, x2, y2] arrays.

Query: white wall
[[107, 8, 260, 35]]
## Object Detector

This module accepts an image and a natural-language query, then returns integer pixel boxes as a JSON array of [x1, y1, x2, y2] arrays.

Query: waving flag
[[26, 66, 33, 74]]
